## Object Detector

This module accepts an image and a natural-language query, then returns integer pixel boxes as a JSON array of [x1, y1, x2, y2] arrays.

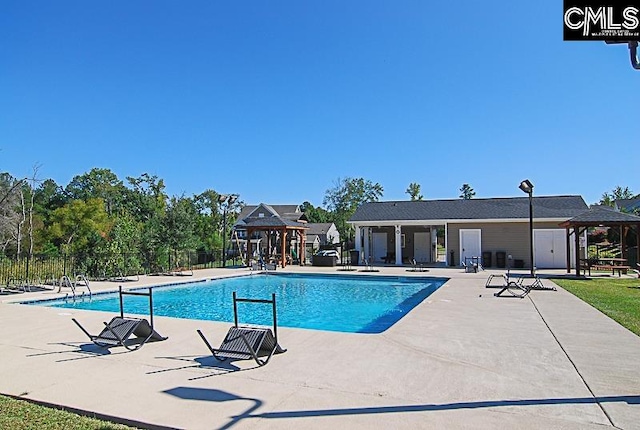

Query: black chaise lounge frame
[[72, 286, 167, 351], [490, 270, 556, 298], [197, 292, 286, 366]]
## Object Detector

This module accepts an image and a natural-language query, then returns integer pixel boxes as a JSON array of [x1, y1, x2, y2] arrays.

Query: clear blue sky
[[1, 1, 638, 207]]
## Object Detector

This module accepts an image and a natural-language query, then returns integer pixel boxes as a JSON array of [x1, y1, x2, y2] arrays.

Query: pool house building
[[348, 195, 589, 269]]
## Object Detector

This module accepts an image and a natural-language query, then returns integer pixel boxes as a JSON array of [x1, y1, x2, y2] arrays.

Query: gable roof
[[305, 223, 335, 235], [614, 197, 640, 213], [234, 203, 306, 227], [242, 217, 308, 229], [349, 195, 588, 222], [236, 204, 285, 220]]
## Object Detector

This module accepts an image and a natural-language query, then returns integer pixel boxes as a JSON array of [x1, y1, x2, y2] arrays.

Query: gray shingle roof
[[243, 217, 308, 228], [237, 204, 300, 218], [349, 196, 588, 222], [305, 223, 334, 235], [615, 197, 640, 212], [561, 205, 640, 225], [235, 203, 306, 227]]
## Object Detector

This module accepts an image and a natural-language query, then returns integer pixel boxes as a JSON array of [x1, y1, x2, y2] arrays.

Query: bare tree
[[16, 188, 25, 255], [0, 174, 25, 256], [27, 164, 42, 258]]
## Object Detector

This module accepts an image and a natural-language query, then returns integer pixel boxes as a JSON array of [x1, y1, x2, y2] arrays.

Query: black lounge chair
[[72, 286, 167, 350], [197, 292, 286, 366], [492, 269, 555, 298], [408, 258, 428, 272], [485, 273, 510, 288]]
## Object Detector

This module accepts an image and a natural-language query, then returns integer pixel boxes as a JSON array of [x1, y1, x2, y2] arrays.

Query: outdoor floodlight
[[218, 194, 239, 268], [519, 179, 534, 195]]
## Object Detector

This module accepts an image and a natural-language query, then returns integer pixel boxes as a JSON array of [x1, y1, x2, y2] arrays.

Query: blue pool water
[[28, 274, 447, 333]]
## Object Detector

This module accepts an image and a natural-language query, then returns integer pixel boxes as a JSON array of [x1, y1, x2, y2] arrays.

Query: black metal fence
[[0, 249, 244, 287]]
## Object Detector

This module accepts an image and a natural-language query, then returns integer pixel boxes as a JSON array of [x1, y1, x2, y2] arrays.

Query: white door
[[372, 232, 387, 263], [414, 232, 431, 263], [459, 229, 481, 266], [534, 229, 567, 269]]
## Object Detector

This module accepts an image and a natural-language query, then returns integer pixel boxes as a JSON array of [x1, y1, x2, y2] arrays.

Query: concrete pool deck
[[0, 266, 639, 429]]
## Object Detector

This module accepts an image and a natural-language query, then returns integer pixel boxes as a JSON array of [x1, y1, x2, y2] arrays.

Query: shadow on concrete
[[250, 395, 640, 420], [163, 386, 640, 429], [163, 387, 262, 430], [25, 341, 160, 363], [149, 355, 254, 380], [1, 285, 54, 295], [25, 342, 118, 362]]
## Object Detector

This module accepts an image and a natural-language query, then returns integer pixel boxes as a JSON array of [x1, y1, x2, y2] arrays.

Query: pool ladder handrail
[[58, 274, 92, 299]]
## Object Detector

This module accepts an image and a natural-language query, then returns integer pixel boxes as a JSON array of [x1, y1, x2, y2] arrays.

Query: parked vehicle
[[316, 250, 340, 262]]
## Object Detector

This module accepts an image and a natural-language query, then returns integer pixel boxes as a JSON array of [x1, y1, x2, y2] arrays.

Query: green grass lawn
[[552, 277, 640, 336], [0, 395, 136, 430]]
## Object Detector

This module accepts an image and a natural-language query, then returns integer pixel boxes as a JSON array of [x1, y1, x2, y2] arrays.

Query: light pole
[[519, 179, 535, 276], [605, 41, 640, 70], [218, 194, 238, 268]]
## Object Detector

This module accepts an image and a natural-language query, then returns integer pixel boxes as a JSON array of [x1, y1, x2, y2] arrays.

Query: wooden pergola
[[559, 206, 640, 276], [244, 217, 308, 268]]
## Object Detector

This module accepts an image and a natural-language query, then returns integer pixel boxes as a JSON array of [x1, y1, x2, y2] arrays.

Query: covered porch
[[353, 223, 444, 266]]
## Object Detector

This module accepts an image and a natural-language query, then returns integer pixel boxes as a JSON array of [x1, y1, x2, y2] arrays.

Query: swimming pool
[[28, 273, 448, 333]]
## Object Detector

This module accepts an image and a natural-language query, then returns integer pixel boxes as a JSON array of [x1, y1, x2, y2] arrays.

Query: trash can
[[350, 250, 360, 266], [496, 251, 506, 268], [482, 251, 492, 268], [449, 250, 455, 266]]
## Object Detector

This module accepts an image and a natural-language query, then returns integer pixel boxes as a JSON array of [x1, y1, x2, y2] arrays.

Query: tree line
[[0, 170, 388, 273], [4, 165, 629, 272], [0, 168, 243, 272]]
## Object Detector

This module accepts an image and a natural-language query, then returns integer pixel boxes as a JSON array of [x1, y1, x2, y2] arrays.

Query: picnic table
[[581, 257, 630, 276]]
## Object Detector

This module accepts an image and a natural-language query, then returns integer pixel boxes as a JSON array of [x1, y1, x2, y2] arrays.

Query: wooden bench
[[591, 265, 630, 276]]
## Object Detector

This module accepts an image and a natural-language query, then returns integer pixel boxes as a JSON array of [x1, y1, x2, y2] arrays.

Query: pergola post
[[299, 230, 306, 265], [281, 229, 287, 268], [246, 227, 254, 266], [566, 227, 571, 273], [574, 226, 581, 277], [636, 224, 640, 267]]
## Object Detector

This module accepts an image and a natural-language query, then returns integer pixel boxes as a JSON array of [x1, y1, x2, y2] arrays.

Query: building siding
[[368, 226, 432, 262], [326, 224, 341, 244], [448, 221, 563, 268]]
